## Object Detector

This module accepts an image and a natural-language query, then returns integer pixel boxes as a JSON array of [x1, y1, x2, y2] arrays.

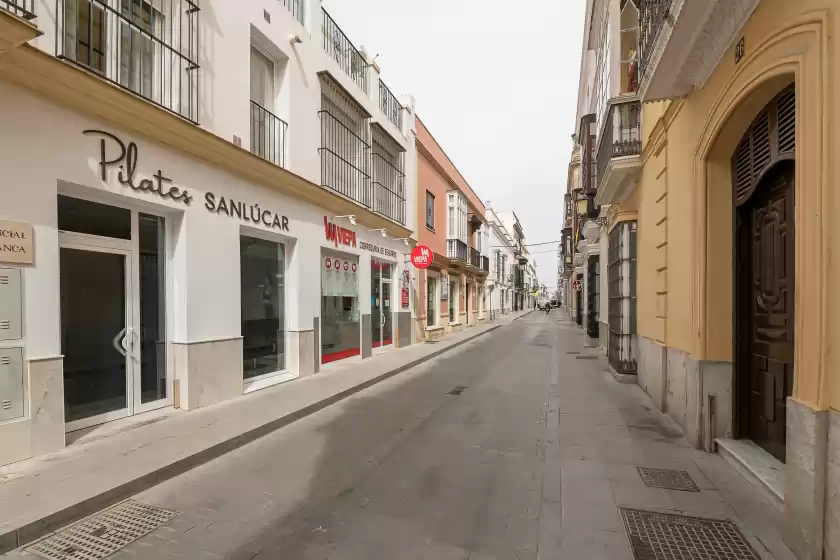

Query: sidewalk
[[542, 312, 795, 559], [0, 309, 532, 554]]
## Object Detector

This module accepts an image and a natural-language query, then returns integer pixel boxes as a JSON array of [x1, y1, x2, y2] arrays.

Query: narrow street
[[11, 313, 793, 559]]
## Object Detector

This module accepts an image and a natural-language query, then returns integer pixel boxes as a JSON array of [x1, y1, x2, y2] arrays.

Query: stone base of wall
[[424, 326, 445, 341], [447, 322, 464, 334], [599, 321, 608, 351], [173, 337, 243, 411], [635, 337, 732, 450]]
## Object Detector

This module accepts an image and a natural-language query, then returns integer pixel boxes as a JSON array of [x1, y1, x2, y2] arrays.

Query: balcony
[[379, 79, 402, 130], [319, 109, 372, 208], [371, 153, 406, 225], [250, 101, 287, 168], [595, 99, 642, 206], [280, 0, 303, 24], [55, 0, 200, 123], [481, 255, 490, 273], [0, 0, 39, 55], [322, 8, 367, 93], [639, 0, 759, 101], [447, 239, 468, 263]]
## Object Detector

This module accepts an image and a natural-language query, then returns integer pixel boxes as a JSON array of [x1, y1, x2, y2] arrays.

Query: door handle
[[112, 327, 127, 357], [124, 328, 139, 362]]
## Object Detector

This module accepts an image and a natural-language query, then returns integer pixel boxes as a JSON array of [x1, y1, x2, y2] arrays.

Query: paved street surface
[[8, 313, 795, 559]]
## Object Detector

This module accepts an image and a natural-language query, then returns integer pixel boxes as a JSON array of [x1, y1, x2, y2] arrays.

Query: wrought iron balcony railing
[[447, 239, 468, 263], [280, 0, 303, 24], [2, 0, 35, 19], [468, 248, 481, 269], [379, 79, 401, 130], [481, 255, 490, 273], [321, 8, 367, 93], [56, 0, 200, 123], [639, 0, 673, 79], [319, 109, 371, 208], [596, 100, 642, 185], [371, 153, 406, 225], [250, 101, 287, 168]]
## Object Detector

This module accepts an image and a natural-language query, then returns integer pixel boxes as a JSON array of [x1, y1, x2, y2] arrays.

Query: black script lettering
[[217, 197, 229, 216], [261, 210, 272, 227], [205, 192, 217, 211], [83, 130, 192, 205], [230, 201, 242, 219]]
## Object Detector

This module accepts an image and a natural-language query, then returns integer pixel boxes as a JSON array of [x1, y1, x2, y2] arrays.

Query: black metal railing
[[640, 0, 673, 79], [322, 8, 367, 93], [447, 239, 467, 262], [607, 222, 638, 375], [56, 0, 200, 123], [481, 255, 490, 273], [371, 153, 405, 225], [250, 100, 287, 168], [379, 79, 401, 130], [597, 100, 642, 183], [2, 0, 35, 19], [281, 0, 303, 24], [319, 109, 371, 207], [468, 248, 481, 269]]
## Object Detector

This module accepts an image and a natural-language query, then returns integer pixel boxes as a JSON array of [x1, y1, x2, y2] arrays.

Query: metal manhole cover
[[447, 386, 467, 395], [26, 500, 177, 560], [638, 467, 700, 492], [620, 508, 760, 560]]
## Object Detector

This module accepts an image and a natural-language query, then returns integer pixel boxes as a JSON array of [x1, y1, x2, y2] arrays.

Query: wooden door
[[738, 163, 795, 461]]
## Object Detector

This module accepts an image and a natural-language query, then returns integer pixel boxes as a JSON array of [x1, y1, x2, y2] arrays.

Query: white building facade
[[0, 0, 418, 466], [484, 207, 515, 317]]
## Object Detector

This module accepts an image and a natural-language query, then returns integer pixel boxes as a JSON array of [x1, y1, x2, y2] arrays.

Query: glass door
[[371, 259, 393, 349], [60, 244, 133, 431]]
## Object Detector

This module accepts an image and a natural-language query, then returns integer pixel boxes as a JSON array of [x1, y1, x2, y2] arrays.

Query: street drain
[[620, 508, 760, 560], [425, 340, 438, 344], [26, 500, 177, 560], [566, 351, 580, 355], [447, 386, 467, 395], [575, 355, 599, 360], [637, 467, 700, 492]]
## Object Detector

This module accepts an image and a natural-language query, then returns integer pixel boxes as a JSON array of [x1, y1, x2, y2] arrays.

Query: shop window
[[427, 276, 436, 326], [139, 213, 167, 403], [240, 236, 286, 380], [321, 251, 360, 363], [57, 195, 131, 240]]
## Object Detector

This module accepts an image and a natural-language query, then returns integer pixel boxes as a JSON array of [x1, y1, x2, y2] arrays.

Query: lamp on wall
[[333, 215, 357, 226], [369, 228, 388, 238], [394, 238, 411, 246]]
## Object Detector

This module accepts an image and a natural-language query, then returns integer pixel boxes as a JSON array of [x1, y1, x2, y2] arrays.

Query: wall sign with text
[[0, 220, 33, 265]]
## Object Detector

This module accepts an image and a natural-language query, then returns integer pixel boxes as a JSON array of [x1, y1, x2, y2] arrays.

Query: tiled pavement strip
[[0, 310, 533, 555]]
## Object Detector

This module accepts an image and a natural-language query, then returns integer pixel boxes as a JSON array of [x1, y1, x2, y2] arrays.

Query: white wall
[[0, 83, 414, 355], [29, 0, 416, 233]]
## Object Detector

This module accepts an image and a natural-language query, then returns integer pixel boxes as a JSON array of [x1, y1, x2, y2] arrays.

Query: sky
[[324, 0, 586, 289]]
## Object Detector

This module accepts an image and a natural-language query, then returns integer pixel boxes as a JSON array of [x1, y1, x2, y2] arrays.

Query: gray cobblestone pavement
[[6, 312, 795, 559]]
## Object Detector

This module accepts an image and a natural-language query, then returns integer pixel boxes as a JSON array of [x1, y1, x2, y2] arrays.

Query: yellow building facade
[[621, 0, 840, 557]]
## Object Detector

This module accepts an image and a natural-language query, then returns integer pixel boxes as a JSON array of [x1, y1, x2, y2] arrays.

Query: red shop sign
[[343, 261, 349, 271], [410, 245, 432, 269], [324, 257, 332, 269]]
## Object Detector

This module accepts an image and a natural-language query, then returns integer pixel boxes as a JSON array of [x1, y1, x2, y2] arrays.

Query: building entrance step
[[716, 437, 784, 511]]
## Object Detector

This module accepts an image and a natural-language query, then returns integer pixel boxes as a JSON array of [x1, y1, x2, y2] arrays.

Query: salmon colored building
[[414, 117, 490, 341]]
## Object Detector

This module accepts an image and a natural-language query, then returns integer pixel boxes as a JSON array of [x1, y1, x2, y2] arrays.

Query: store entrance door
[[58, 195, 170, 432], [371, 259, 393, 349]]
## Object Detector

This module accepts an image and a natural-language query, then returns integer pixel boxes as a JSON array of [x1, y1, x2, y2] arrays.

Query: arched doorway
[[732, 85, 795, 462]]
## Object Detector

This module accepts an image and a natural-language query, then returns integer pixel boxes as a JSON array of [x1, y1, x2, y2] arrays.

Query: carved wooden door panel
[[743, 164, 795, 462]]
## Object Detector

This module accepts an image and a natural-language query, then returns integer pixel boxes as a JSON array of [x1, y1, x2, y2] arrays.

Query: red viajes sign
[[410, 245, 432, 269]]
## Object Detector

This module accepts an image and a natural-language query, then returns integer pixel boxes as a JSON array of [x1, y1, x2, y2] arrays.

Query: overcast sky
[[324, 0, 585, 288]]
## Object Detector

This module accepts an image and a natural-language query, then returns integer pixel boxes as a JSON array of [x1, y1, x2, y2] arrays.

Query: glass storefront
[[427, 276, 436, 327], [321, 251, 360, 363], [240, 236, 286, 380], [371, 258, 393, 348]]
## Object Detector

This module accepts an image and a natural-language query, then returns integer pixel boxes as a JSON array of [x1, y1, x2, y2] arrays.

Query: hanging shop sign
[[401, 270, 410, 308], [84, 130, 193, 205], [205, 193, 289, 231], [0, 220, 33, 265], [572, 279, 582, 292], [440, 275, 449, 301], [410, 245, 432, 269]]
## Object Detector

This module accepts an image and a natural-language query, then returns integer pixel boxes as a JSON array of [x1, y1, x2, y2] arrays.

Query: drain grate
[[447, 386, 467, 395], [575, 355, 599, 360], [26, 500, 177, 560], [620, 508, 760, 560], [638, 467, 700, 492], [425, 340, 438, 344], [566, 351, 580, 355]]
